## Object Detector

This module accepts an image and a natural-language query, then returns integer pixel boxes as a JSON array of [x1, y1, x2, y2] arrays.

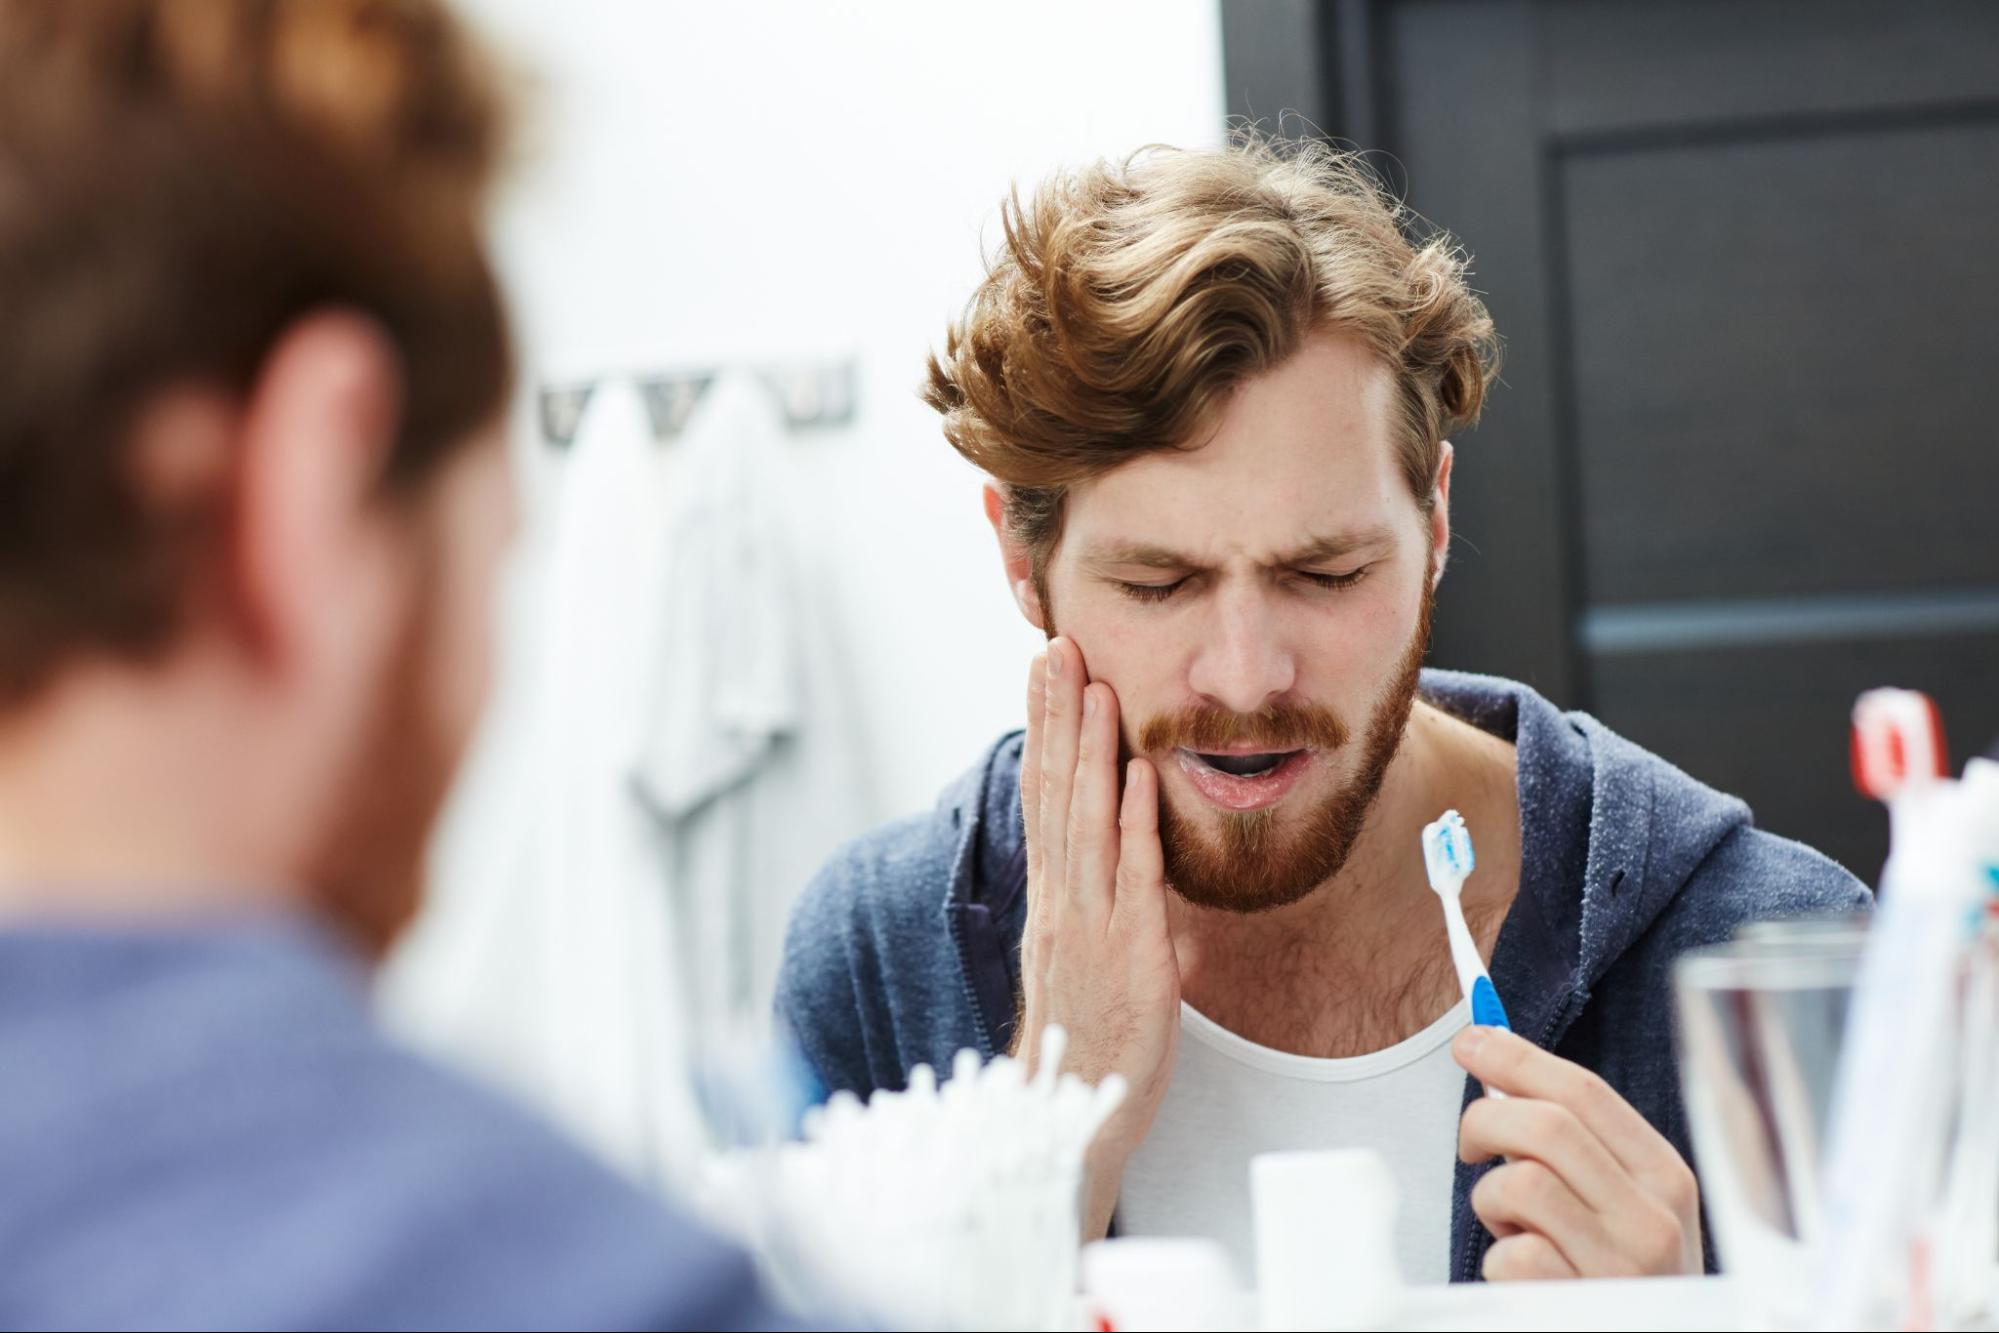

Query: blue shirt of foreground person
[[0, 3, 795, 1327]]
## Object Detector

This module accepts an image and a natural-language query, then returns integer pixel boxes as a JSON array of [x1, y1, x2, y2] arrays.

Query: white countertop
[[1391, 1275, 1739, 1331], [1078, 1275, 1743, 1332]]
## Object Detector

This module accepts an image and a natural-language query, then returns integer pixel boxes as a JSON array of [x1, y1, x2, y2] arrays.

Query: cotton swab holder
[[699, 1024, 1126, 1331]]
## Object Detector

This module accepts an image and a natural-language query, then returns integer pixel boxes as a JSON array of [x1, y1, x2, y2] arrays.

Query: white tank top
[[1116, 996, 1471, 1286]]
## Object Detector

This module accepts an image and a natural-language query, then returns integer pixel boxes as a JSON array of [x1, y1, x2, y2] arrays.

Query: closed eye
[[1116, 578, 1188, 604], [1296, 568, 1368, 592]]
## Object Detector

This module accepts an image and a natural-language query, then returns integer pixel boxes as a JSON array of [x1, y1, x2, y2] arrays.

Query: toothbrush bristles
[[1421, 809, 1477, 893]]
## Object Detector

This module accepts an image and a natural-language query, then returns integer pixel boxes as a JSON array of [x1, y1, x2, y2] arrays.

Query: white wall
[[457, 0, 1226, 822]]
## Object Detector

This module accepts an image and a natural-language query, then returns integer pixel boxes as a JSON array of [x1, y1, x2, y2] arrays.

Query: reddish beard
[[1139, 577, 1435, 914]]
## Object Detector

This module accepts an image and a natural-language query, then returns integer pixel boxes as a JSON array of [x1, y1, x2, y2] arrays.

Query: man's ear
[[1429, 440, 1454, 589], [982, 481, 1047, 631], [227, 310, 404, 671]]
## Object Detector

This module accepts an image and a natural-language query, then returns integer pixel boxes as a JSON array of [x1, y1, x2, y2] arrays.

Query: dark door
[[1223, 0, 1999, 879]]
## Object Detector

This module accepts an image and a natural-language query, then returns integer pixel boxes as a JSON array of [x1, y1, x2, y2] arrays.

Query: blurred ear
[[227, 310, 405, 672], [982, 481, 1047, 631], [1429, 440, 1454, 588]]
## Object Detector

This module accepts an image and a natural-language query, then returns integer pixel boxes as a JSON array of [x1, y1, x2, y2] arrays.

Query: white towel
[[383, 371, 875, 1196], [383, 380, 699, 1192]]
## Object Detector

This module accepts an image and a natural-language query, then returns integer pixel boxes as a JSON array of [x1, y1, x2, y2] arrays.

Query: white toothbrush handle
[[1441, 892, 1509, 1100], [1441, 894, 1484, 1002]]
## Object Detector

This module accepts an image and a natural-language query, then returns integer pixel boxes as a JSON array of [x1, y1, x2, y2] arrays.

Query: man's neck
[[1166, 698, 1521, 1059], [0, 663, 304, 919]]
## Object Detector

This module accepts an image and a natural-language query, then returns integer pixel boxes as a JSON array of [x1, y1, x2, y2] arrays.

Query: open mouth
[[1191, 750, 1297, 778], [1174, 747, 1314, 811]]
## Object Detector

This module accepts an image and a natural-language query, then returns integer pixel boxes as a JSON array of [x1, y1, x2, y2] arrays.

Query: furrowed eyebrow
[[1277, 525, 1400, 566], [1081, 543, 1194, 572], [1081, 525, 1399, 574]]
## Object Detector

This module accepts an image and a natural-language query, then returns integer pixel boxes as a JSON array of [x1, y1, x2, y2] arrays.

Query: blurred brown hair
[[924, 133, 1499, 596], [0, 0, 511, 703]]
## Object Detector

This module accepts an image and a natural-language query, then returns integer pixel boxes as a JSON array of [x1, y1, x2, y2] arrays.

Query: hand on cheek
[[1017, 637, 1181, 1241], [1452, 1026, 1703, 1280]]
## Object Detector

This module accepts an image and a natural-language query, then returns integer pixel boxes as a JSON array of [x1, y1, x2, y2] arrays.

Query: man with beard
[[0, 2, 793, 1326], [775, 139, 1869, 1285]]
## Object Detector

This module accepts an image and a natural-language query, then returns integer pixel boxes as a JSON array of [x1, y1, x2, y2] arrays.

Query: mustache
[[1137, 700, 1350, 754]]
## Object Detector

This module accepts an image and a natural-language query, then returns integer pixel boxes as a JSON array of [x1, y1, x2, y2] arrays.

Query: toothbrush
[[1932, 756, 1999, 1323], [1814, 688, 1966, 1330], [1422, 809, 1510, 1032]]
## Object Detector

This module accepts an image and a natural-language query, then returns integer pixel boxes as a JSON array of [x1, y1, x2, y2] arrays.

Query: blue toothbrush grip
[[1470, 975, 1511, 1030]]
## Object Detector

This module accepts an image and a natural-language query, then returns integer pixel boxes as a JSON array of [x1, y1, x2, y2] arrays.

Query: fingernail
[[1458, 1027, 1487, 1059], [1047, 646, 1063, 679], [1084, 691, 1097, 718]]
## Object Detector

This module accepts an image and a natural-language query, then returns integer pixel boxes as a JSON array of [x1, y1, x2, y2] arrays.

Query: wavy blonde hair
[[924, 133, 1500, 592]]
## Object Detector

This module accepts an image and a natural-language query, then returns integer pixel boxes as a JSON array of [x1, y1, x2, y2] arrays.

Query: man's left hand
[[1452, 1025, 1702, 1281]]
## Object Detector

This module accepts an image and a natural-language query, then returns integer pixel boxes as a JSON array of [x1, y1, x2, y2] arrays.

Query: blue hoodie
[[775, 669, 1870, 1282]]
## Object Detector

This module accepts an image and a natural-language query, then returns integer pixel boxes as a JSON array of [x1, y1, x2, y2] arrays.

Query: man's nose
[[1185, 584, 1297, 717]]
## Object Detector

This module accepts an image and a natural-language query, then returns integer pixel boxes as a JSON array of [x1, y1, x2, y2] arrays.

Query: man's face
[[308, 429, 516, 955], [1039, 333, 1443, 913]]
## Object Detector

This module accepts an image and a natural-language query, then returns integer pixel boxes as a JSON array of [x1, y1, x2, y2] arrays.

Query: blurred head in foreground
[[0, 0, 515, 952]]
